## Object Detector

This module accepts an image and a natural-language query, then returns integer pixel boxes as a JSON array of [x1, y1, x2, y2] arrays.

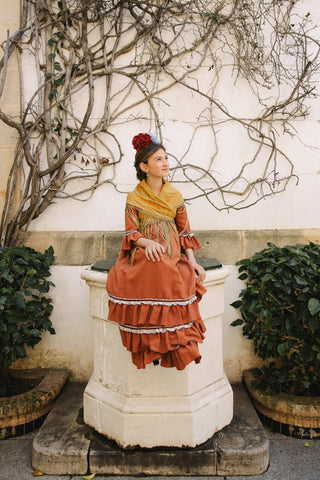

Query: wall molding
[[23, 229, 320, 266]]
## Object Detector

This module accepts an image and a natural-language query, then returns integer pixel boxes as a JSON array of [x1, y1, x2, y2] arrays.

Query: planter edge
[[0, 369, 68, 437], [243, 368, 320, 438]]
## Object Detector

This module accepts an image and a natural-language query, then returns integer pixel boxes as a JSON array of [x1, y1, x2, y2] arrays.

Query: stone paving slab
[[226, 433, 320, 480], [32, 382, 91, 475], [31, 382, 269, 476], [216, 385, 269, 476], [90, 435, 218, 476]]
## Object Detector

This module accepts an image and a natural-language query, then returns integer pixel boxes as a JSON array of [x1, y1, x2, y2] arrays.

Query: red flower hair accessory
[[132, 133, 153, 152]]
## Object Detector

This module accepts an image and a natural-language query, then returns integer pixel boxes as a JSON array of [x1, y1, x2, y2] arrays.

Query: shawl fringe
[[126, 180, 187, 262]]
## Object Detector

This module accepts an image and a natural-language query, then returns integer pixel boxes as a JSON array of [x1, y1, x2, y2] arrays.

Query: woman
[[106, 133, 206, 370]]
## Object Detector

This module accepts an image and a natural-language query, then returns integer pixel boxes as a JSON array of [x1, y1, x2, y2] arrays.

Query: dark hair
[[134, 142, 165, 181]]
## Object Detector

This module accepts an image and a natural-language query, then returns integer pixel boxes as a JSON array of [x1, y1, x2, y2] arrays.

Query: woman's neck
[[146, 176, 163, 195]]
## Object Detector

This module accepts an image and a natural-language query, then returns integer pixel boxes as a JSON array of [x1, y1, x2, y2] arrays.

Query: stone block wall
[[0, 0, 20, 217]]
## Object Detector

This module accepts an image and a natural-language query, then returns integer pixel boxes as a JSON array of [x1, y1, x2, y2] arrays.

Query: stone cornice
[[23, 229, 320, 266]]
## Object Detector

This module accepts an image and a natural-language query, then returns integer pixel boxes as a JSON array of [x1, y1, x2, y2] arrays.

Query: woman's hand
[[193, 263, 206, 282], [184, 247, 206, 282], [134, 237, 165, 261], [143, 239, 165, 262]]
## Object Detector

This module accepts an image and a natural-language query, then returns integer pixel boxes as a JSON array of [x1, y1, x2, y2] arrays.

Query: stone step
[[32, 382, 269, 476]]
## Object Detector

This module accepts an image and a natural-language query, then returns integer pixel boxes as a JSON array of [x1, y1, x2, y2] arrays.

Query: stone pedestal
[[81, 265, 233, 449]]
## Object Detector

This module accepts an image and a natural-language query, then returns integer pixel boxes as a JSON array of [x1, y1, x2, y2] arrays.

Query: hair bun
[[132, 133, 160, 152]]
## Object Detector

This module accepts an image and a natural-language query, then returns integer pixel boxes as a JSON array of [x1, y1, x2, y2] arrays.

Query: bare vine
[[0, 0, 319, 246]]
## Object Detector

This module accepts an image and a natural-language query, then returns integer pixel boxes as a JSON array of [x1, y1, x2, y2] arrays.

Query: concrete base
[[32, 382, 269, 476], [84, 373, 233, 449]]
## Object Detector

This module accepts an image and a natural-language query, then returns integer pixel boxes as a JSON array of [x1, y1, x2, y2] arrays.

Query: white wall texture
[[6, 0, 320, 381]]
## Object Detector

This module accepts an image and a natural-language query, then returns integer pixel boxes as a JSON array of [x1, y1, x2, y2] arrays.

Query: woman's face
[[139, 148, 169, 179]]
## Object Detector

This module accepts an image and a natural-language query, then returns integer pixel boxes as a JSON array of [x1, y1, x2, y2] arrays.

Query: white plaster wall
[[25, 74, 320, 232], [223, 266, 263, 380], [27, 115, 320, 232], [24, 0, 320, 233]]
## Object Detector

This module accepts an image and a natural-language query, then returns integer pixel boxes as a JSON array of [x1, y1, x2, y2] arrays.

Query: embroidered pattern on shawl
[[127, 179, 184, 221]]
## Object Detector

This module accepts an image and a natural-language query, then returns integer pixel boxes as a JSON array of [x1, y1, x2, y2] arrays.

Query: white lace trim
[[119, 321, 194, 335], [180, 232, 195, 237], [108, 293, 197, 306], [124, 230, 140, 237]]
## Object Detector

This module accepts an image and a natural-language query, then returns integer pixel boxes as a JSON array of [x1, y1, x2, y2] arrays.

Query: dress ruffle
[[121, 231, 143, 251], [179, 234, 201, 251], [124, 320, 206, 370], [108, 281, 205, 328], [120, 319, 205, 354], [131, 341, 203, 370]]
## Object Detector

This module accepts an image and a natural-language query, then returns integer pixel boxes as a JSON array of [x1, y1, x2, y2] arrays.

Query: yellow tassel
[[126, 207, 139, 228], [129, 246, 138, 264], [142, 219, 177, 258]]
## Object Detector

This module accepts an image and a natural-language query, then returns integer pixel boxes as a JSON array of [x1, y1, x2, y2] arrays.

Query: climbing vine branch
[[0, 0, 319, 245]]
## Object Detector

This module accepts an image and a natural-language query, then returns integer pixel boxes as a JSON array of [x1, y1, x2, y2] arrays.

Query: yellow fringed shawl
[[126, 179, 185, 258], [126, 179, 184, 226]]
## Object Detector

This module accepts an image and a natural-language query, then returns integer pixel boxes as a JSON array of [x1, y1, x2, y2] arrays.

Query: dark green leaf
[[294, 275, 308, 286], [15, 291, 25, 310], [54, 77, 64, 86], [230, 300, 242, 309], [238, 273, 248, 281], [231, 319, 243, 326], [308, 298, 320, 316], [12, 331, 23, 342], [54, 62, 62, 71], [49, 89, 58, 99], [261, 274, 274, 283]]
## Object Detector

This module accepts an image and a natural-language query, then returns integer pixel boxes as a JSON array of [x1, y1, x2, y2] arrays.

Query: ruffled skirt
[[106, 250, 206, 370]]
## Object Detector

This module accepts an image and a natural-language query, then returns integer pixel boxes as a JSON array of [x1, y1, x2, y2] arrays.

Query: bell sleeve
[[121, 206, 143, 252], [175, 204, 201, 250]]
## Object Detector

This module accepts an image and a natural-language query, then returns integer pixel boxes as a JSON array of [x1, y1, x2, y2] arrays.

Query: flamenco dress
[[106, 179, 207, 370]]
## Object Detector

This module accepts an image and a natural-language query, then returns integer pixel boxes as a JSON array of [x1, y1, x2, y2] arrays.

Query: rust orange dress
[[106, 179, 206, 370]]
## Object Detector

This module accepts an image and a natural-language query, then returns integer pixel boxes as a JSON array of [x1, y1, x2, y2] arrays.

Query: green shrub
[[231, 242, 320, 395], [0, 245, 55, 396]]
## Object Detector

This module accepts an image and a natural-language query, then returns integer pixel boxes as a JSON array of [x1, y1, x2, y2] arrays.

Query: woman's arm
[[125, 205, 164, 262], [175, 205, 206, 282], [184, 248, 206, 282]]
